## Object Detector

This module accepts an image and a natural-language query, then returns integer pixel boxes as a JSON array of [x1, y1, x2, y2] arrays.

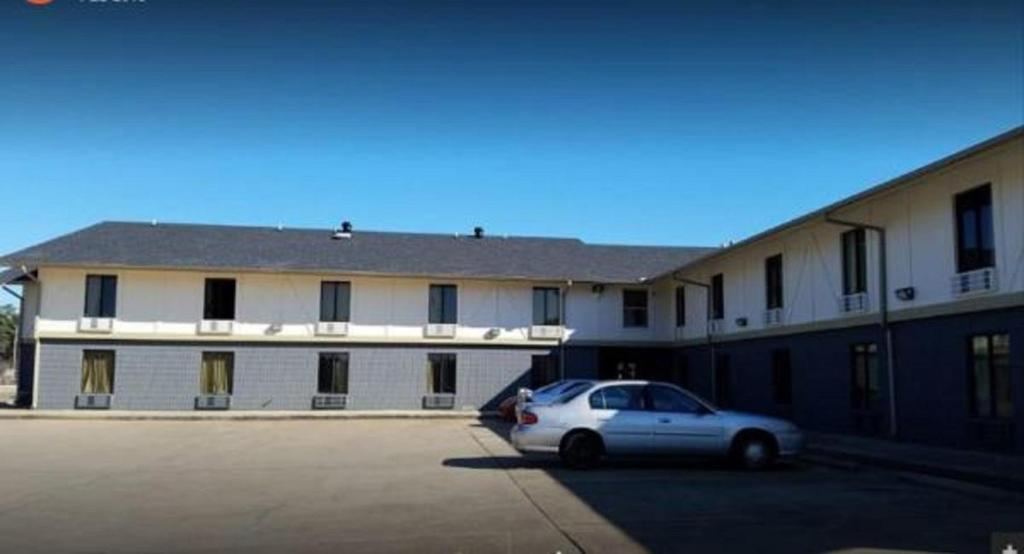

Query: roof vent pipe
[[473, 226, 484, 239], [332, 221, 353, 240]]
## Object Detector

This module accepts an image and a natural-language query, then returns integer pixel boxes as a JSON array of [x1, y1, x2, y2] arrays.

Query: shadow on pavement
[[452, 418, 1024, 553]]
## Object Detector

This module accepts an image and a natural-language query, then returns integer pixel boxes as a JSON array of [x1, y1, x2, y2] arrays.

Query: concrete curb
[[0, 409, 497, 421], [801, 446, 1024, 493]]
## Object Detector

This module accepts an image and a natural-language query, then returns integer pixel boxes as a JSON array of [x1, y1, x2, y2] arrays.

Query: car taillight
[[520, 410, 539, 425]]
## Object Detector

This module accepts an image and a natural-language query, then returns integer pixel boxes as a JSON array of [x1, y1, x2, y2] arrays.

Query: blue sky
[[0, 0, 1021, 306]]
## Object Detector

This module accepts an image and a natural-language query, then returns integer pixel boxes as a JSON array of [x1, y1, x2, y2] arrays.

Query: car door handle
[[658, 418, 671, 424]]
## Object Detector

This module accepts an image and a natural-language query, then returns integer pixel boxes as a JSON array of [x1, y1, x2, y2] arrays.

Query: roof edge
[[654, 125, 1024, 279]]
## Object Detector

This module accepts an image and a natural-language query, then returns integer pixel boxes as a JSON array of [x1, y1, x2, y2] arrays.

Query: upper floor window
[[84, 275, 117, 318], [955, 184, 995, 273], [532, 287, 561, 326], [622, 289, 648, 328], [765, 254, 783, 310], [203, 278, 236, 320], [711, 273, 724, 320], [428, 284, 458, 324], [81, 350, 115, 394], [674, 286, 685, 327], [320, 281, 351, 323], [850, 342, 879, 410], [969, 333, 1011, 419], [841, 229, 867, 295]]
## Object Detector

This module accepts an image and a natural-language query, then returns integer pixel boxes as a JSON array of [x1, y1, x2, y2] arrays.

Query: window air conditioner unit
[[951, 267, 997, 297], [312, 394, 348, 410], [78, 317, 114, 333], [75, 394, 112, 409], [422, 394, 456, 409], [424, 324, 457, 338], [316, 321, 349, 336], [529, 325, 564, 339], [198, 320, 234, 335], [839, 292, 869, 314], [195, 395, 231, 410], [763, 308, 783, 326]]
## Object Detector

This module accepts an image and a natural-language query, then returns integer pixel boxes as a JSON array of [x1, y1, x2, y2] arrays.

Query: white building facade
[[3, 127, 1022, 452]]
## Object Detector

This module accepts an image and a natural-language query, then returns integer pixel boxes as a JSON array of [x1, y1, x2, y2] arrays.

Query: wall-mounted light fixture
[[735, 317, 748, 327], [895, 287, 916, 301], [591, 284, 605, 295]]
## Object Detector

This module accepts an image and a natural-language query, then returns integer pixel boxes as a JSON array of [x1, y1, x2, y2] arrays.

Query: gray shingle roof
[[0, 221, 715, 284]]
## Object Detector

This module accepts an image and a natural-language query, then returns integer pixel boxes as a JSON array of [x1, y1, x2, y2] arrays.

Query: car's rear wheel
[[732, 433, 777, 470], [559, 431, 602, 469]]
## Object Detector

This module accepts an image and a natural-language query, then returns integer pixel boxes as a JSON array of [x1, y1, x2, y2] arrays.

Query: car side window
[[647, 385, 703, 413], [589, 385, 645, 411]]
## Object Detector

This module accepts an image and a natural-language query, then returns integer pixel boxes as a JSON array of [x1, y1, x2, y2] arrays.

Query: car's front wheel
[[559, 431, 602, 469], [732, 433, 777, 470]]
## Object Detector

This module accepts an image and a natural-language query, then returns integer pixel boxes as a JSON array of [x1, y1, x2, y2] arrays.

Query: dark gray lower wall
[[36, 341, 554, 411], [676, 305, 1024, 453], [16, 341, 34, 407]]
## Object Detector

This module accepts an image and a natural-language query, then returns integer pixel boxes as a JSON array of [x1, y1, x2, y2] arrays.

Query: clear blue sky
[[0, 0, 1021, 301]]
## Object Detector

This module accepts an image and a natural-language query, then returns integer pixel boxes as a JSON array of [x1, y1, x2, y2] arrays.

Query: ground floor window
[[671, 353, 689, 389], [318, 353, 349, 394], [969, 333, 1012, 419], [201, 352, 234, 395], [714, 353, 732, 407], [771, 349, 792, 406], [428, 353, 456, 394], [850, 343, 879, 410], [530, 354, 560, 389], [81, 350, 115, 394]]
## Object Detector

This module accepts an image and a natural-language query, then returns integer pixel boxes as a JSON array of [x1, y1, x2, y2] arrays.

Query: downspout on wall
[[671, 273, 715, 400], [825, 215, 898, 439]]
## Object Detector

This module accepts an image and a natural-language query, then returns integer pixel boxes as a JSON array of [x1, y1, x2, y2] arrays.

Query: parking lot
[[0, 418, 1021, 553]]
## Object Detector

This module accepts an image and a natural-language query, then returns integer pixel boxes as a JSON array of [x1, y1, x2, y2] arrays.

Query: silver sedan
[[510, 380, 803, 469]]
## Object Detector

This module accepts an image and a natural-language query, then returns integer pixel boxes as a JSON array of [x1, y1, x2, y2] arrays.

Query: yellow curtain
[[201, 353, 233, 395], [81, 351, 114, 394]]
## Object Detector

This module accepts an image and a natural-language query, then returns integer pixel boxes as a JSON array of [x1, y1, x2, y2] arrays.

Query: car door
[[587, 384, 655, 454], [646, 385, 726, 455]]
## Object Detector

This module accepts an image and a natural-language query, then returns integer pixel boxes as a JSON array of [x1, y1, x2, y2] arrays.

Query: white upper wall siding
[[668, 136, 1024, 341]]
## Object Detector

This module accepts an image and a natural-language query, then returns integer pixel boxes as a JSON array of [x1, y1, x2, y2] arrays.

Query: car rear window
[[551, 382, 592, 404]]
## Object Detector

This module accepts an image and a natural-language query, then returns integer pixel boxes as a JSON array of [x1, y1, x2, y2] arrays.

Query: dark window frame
[[954, 184, 995, 273], [530, 353, 560, 389], [622, 289, 649, 328], [714, 352, 731, 407], [711, 273, 724, 320], [428, 284, 458, 324], [765, 254, 784, 310], [84, 274, 118, 318], [850, 342, 879, 410], [81, 349, 116, 394], [968, 333, 1012, 420], [771, 348, 792, 406], [200, 351, 234, 395], [317, 352, 350, 395], [203, 278, 237, 321], [532, 287, 561, 326], [427, 353, 457, 394], [841, 229, 867, 295], [319, 281, 351, 323], [674, 286, 686, 327]]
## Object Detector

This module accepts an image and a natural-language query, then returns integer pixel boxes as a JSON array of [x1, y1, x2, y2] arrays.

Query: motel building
[[2, 126, 1022, 454]]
